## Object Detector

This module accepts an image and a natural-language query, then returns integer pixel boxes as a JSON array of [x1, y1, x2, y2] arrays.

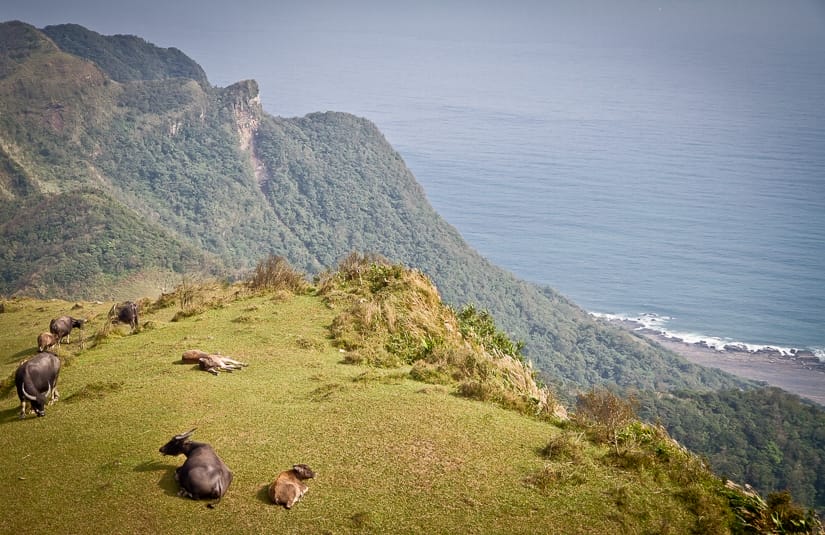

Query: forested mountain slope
[[0, 20, 734, 394], [41, 23, 209, 84]]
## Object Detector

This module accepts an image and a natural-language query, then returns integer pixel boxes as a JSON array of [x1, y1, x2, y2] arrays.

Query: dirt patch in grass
[[308, 383, 348, 402], [65, 381, 124, 403], [351, 370, 407, 385], [294, 337, 326, 351]]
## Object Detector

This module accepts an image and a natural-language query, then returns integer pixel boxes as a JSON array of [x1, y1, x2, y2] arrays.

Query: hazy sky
[[3, 1, 824, 116]]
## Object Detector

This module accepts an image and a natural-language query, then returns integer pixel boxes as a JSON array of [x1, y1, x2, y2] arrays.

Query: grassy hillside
[[2, 265, 814, 534]]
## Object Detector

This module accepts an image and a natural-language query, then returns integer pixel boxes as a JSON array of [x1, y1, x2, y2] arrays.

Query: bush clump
[[539, 432, 585, 463], [574, 387, 638, 451], [247, 255, 310, 294], [723, 484, 824, 535]]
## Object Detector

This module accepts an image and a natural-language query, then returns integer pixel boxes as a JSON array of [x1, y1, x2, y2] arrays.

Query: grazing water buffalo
[[15, 352, 61, 418], [269, 464, 315, 509], [49, 316, 85, 345], [110, 301, 139, 332], [159, 429, 233, 507], [37, 332, 57, 352]]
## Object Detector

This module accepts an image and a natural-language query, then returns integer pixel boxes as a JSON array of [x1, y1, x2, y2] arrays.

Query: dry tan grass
[[319, 255, 565, 419], [247, 255, 310, 294]]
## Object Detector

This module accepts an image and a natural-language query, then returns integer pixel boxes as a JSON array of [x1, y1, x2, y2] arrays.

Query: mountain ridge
[[42, 22, 209, 84]]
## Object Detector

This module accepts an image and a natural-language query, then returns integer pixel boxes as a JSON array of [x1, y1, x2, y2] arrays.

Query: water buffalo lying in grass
[[198, 355, 248, 375], [15, 352, 61, 418], [269, 464, 315, 509], [159, 428, 233, 507]]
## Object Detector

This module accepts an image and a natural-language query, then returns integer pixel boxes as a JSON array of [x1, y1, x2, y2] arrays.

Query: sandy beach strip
[[610, 321, 825, 406]]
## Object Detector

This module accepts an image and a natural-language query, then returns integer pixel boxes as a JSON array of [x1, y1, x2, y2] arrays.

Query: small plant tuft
[[539, 432, 585, 463], [0, 369, 16, 398], [409, 360, 452, 385], [526, 463, 587, 493], [349, 511, 372, 529], [295, 337, 325, 351], [147, 291, 177, 312], [171, 307, 204, 322], [308, 383, 347, 402]]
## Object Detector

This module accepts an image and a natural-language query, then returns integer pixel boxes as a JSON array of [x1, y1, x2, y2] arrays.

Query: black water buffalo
[[111, 301, 139, 332], [49, 316, 85, 345], [159, 429, 233, 506], [15, 352, 61, 418]]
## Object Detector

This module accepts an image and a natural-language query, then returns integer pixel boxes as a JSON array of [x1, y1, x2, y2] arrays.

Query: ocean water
[[210, 21, 825, 358], [374, 42, 825, 358]]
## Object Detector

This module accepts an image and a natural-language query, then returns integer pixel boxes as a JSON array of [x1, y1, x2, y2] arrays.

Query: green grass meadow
[[0, 289, 730, 534]]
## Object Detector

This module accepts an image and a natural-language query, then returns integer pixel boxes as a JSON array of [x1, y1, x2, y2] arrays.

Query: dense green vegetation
[[0, 188, 216, 298], [1, 20, 823, 515], [639, 388, 825, 514], [42, 23, 209, 84]]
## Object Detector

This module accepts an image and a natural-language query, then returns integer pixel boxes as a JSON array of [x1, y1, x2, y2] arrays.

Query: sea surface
[[231, 27, 825, 358]]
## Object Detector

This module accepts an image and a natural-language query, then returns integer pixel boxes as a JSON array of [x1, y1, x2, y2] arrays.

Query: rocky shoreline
[[609, 319, 825, 406]]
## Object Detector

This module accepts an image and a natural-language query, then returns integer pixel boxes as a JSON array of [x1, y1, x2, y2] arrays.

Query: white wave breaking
[[591, 311, 825, 363]]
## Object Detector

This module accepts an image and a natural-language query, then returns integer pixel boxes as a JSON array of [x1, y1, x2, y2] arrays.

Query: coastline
[[608, 319, 825, 406]]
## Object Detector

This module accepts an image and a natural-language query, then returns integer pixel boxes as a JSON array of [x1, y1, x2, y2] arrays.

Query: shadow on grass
[[0, 405, 64, 425], [63, 381, 123, 403], [134, 460, 180, 497], [0, 405, 21, 424], [256, 484, 273, 505], [3, 347, 33, 366], [170, 360, 202, 374]]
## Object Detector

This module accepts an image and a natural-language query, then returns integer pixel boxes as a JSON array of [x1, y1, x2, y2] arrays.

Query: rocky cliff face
[[224, 79, 261, 147], [223, 79, 266, 184]]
